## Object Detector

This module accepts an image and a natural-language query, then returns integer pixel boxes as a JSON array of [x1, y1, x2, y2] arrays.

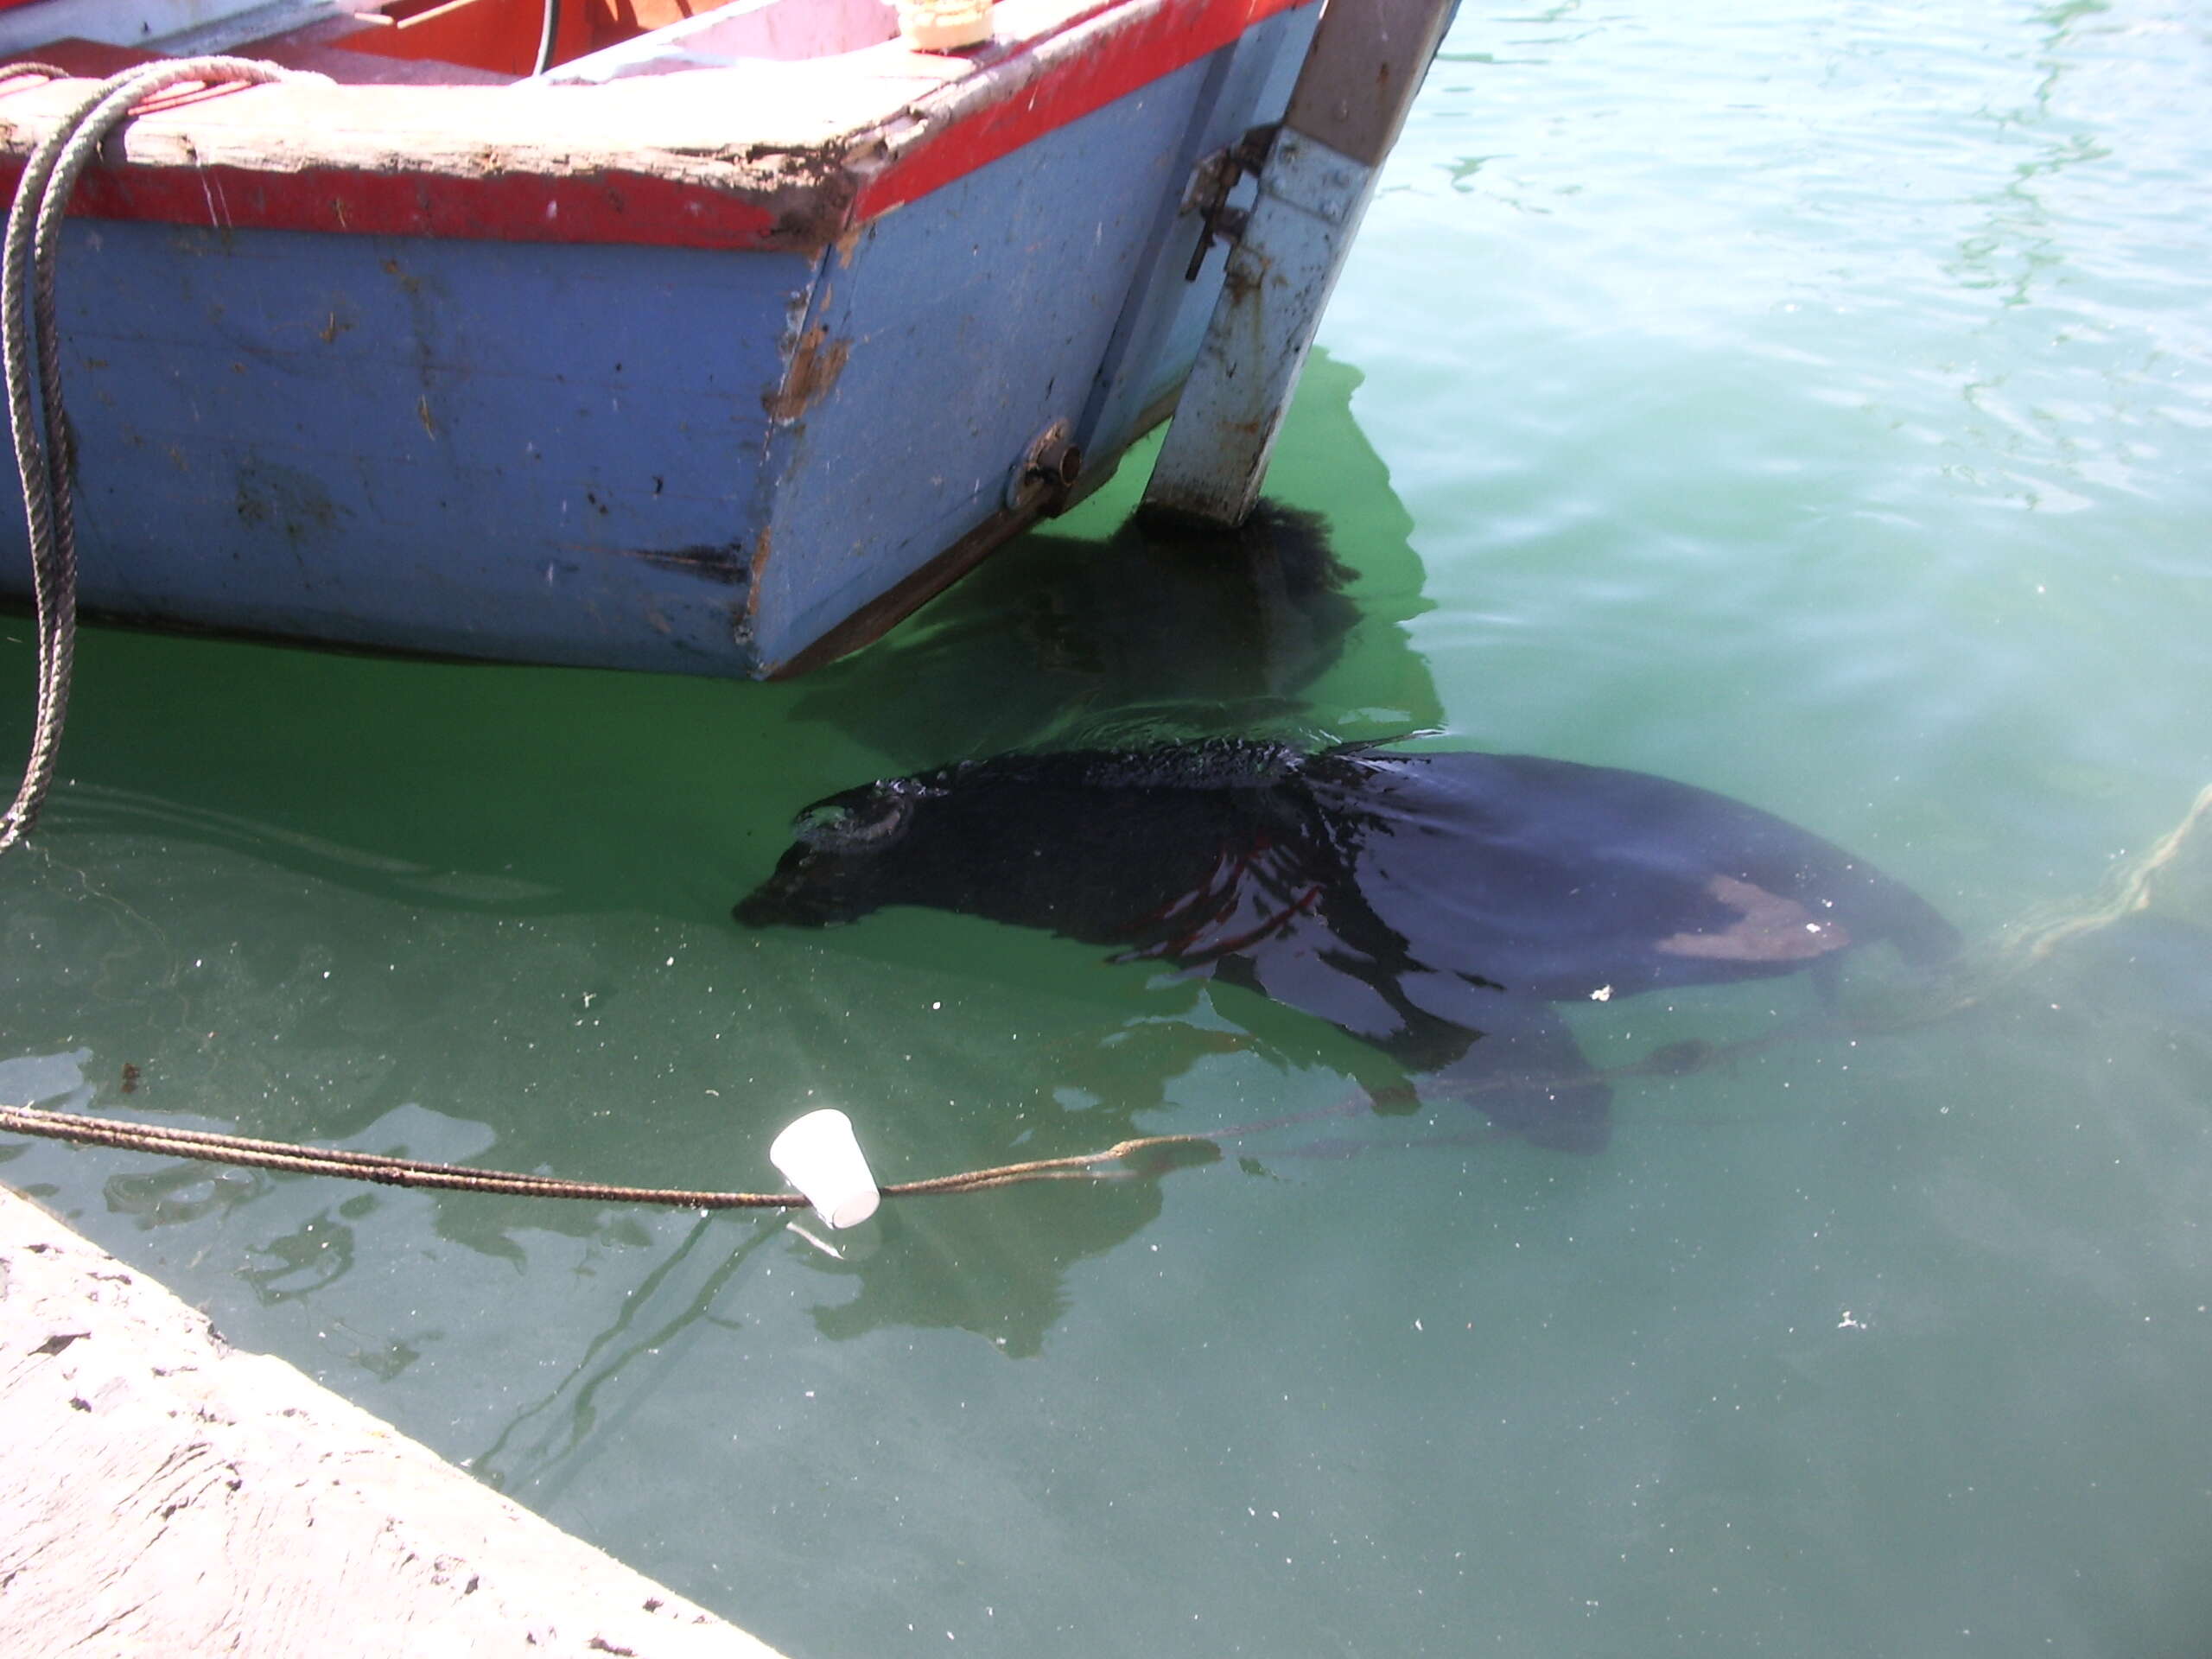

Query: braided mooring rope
[[3, 58, 313, 855]]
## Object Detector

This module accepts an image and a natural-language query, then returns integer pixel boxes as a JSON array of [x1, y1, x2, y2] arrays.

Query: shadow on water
[[782, 348, 1445, 764], [792, 498, 1363, 758]]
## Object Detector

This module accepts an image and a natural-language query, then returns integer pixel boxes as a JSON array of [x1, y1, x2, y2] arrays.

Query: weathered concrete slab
[[0, 1184, 788, 1659]]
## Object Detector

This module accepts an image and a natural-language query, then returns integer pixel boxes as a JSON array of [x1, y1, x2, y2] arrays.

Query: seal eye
[[793, 787, 912, 852]]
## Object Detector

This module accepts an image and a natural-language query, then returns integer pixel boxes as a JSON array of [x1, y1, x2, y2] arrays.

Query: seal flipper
[[1418, 1001, 1613, 1154]]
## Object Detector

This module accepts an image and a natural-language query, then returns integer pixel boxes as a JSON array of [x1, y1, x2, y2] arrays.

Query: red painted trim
[[855, 0, 1309, 222], [0, 158, 797, 251]]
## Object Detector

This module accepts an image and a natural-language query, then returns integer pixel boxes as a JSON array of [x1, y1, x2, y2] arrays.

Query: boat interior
[[0, 0, 910, 86]]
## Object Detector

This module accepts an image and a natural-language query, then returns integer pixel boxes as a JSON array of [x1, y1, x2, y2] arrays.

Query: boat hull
[[0, 1, 1319, 677]]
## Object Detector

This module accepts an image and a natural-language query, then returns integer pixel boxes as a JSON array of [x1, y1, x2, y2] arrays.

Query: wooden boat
[[0, 0, 1444, 679]]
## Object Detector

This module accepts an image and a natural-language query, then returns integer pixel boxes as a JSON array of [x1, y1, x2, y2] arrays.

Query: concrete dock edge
[[0, 1183, 790, 1658]]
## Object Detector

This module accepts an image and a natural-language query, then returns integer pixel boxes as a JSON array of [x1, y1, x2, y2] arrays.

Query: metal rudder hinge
[[1180, 124, 1279, 281]]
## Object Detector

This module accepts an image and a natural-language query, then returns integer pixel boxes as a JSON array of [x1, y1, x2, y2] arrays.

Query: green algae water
[[8, 2, 2212, 1653]]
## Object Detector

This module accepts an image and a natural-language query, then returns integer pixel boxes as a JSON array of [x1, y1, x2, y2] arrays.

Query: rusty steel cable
[[0, 1102, 1220, 1210]]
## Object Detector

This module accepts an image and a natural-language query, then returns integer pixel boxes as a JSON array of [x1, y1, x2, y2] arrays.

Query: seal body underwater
[[736, 741, 1960, 1152]]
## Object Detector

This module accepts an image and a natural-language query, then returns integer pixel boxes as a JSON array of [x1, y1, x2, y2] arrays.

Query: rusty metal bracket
[[1179, 124, 1277, 281], [1004, 418, 1084, 514]]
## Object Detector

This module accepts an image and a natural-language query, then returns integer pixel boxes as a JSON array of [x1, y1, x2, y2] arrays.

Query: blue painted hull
[[2, 3, 1318, 677]]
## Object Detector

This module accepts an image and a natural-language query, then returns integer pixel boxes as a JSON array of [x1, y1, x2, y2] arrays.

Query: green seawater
[[7, 3, 2212, 1653]]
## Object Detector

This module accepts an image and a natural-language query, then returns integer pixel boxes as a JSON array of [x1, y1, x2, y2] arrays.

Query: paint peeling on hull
[[764, 325, 851, 423]]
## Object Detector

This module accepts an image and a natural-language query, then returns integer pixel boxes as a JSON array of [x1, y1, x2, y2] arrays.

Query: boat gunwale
[[0, 0, 1313, 250]]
